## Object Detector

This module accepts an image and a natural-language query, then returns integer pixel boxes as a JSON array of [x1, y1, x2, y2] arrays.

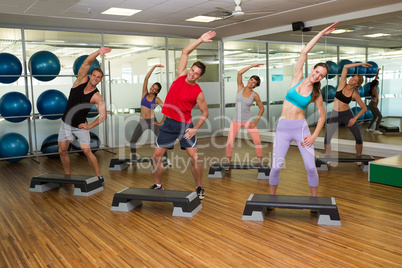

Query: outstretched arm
[[143, 64, 164, 98], [176, 31, 216, 78], [237, 63, 264, 91], [339, 62, 372, 87], [292, 22, 338, 84], [375, 67, 381, 80], [74, 47, 111, 87]]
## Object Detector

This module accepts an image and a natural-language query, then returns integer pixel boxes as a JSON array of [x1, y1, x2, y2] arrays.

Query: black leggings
[[367, 101, 383, 130], [324, 109, 363, 145], [130, 118, 166, 157]]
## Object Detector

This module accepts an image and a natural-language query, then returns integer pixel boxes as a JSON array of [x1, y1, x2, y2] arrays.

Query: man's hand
[[183, 128, 197, 139], [78, 122, 90, 130], [200, 31, 216, 43]]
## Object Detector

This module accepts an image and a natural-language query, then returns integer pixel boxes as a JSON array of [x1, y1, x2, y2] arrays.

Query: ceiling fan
[[215, 0, 276, 20]]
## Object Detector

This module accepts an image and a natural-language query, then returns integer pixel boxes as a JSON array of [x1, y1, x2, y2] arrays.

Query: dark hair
[[312, 62, 328, 102], [192, 61, 206, 76], [153, 82, 162, 95], [368, 79, 379, 96], [91, 67, 104, 78], [249, 75, 261, 87]]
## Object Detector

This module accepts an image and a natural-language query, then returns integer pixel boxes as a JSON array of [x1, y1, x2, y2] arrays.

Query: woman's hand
[[348, 117, 357, 127], [301, 136, 316, 148]]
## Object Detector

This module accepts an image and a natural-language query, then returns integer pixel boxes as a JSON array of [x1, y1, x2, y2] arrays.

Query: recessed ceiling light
[[101, 8, 142, 16], [332, 29, 354, 34], [186, 16, 222, 23], [364, 33, 391, 38]]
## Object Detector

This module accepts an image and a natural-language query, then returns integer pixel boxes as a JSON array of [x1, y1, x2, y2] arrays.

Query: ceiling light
[[186, 16, 222, 23], [364, 33, 391, 38], [332, 29, 354, 34], [101, 8, 142, 16]]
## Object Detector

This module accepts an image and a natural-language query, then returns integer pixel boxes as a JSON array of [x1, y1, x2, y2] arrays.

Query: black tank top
[[62, 81, 99, 128], [335, 85, 353, 104]]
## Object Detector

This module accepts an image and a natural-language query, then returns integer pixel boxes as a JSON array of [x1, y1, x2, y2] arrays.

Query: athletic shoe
[[373, 130, 383, 135], [150, 184, 164, 190], [366, 128, 374, 132], [98, 176, 105, 185], [196, 186, 204, 200]]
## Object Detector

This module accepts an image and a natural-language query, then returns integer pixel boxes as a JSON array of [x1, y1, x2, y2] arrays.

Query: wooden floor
[[1, 137, 402, 267]]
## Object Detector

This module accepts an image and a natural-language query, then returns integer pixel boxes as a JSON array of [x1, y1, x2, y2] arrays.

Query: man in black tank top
[[58, 47, 111, 181]]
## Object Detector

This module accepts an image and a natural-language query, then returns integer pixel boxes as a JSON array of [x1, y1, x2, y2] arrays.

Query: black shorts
[[155, 118, 197, 149]]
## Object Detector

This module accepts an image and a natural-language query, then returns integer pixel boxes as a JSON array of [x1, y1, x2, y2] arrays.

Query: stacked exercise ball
[[0, 133, 29, 162], [325, 61, 338, 79], [40, 134, 70, 159], [0, 92, 31, 123], [354, 61, 367, 75], [87, 104, 99, 118], [321, 85, 337, 102], [28, 51, 60, 82], [0, 53, 22, 84], [351, 107, 365, 121], [73, 55, 100, 76], [365, 61, 378, 78], [37, 89, 67, 120], [338, 59, 355, 77], [71, 132, 100, 154]]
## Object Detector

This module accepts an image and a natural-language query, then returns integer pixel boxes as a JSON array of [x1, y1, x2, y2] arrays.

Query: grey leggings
[[324, 109, 363, 145], [130, 118, 162, 155], [367, 101, 383, 130]]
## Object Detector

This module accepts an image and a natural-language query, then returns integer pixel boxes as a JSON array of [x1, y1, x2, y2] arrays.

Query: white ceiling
[[0, 0, 401, 48]]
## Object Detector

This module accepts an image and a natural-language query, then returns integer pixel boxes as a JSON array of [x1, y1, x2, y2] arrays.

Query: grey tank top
[[233, 87, 255, 122]]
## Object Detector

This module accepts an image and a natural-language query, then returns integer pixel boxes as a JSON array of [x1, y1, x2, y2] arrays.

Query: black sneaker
[[98, 176, 105, 185], [150, 184, 164, 190], [196, 186, 204, 200]]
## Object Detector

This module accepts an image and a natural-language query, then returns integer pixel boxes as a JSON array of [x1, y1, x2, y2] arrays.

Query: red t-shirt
[[162, 75, 202, 123]]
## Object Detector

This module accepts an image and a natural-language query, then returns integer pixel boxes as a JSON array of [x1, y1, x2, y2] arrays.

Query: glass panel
[[103, 34, 166, 148], [224, 41, 267, 129]]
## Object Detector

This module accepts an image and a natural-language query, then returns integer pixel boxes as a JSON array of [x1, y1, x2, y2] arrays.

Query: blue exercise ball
[[366, 61, 378, 78], [364, 109, 374, 120], [338, 59, 355, 77], [28, 51, 60, 82], [321, 85, 336, 103], [0, 53, 22, 84], [87, 104, 99, 118], [325, 61, 338, 79], [354, 61, 367, 75], [73, 55, 100, 76], [37, 89, 67, 120], [351, 107, 364, 121], [362, 83, 379, 97], [357, 86, 365, 97], [0, 92, 31, 123], [40, 134, 70, 158], [0, 133, 29, 162], [71, 132, 100, 154]]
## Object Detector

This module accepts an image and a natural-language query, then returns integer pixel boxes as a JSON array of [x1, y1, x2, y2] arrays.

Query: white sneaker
[[366, 128, 374, 132], [373, 130, 383, 135]]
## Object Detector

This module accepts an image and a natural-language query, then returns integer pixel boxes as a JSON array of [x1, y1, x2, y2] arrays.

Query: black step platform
[[316, 154, 374, 171], [111, 187, 202, 217], [29, 173, 104, 196], [379, 124, 400, 133], [242, 194, 341, 226], [208, 162, 270, 179], [109, 156, 171, 171]]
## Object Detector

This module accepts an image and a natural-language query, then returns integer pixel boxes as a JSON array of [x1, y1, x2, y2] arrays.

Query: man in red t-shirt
[[150, 31, 216, 200]]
